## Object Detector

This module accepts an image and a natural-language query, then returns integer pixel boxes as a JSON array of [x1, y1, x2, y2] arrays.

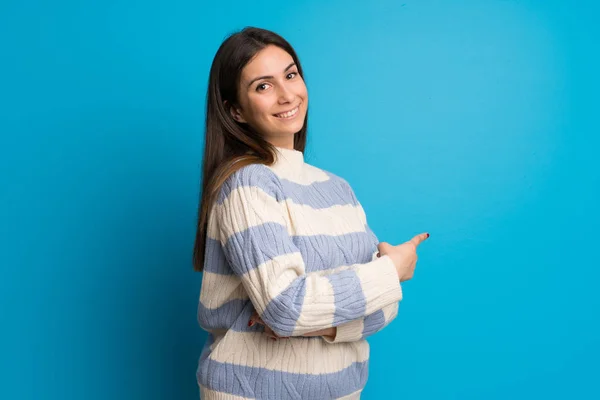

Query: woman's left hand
[[249, 311, 289, 340]]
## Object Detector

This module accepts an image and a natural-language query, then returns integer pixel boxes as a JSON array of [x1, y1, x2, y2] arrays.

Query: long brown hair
[[192, 27, 308, 272]]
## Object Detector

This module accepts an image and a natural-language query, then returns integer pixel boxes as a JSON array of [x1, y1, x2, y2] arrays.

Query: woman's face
[[231, 45, 308, 148]]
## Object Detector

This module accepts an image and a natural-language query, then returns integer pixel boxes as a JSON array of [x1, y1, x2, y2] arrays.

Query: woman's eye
[[255, 73, 297, 92], [256, 83, 270, 92]]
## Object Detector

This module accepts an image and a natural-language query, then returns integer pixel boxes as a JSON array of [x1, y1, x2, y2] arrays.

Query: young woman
[[192, 26, 429, 400]]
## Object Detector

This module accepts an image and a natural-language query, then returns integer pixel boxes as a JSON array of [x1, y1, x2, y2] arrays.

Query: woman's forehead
[[242, 46, 294, 80]]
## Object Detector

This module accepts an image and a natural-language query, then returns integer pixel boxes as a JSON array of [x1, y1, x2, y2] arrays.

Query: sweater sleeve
[[324, 302, 399, 343], [323, 249, 401, 343], [323, 184, 402, 343], [212, 165, 403, 337]]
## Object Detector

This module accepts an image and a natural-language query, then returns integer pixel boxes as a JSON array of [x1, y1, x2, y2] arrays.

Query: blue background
[[1, 0, 598, 398]]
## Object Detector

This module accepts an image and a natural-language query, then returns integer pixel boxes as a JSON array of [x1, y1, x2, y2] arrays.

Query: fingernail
[[376, 252, 380, 257], [248, 320, 254, 327], [426, 233, 430, 238]]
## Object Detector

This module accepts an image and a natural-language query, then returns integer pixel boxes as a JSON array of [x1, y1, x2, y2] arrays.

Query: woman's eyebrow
[[247, 62, 296, 88]]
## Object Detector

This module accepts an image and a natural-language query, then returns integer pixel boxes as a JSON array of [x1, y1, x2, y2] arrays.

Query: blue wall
[[1, 1, 598, 398]]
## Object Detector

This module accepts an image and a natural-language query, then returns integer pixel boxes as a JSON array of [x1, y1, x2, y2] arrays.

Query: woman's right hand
[[377, 232, 430, 282]]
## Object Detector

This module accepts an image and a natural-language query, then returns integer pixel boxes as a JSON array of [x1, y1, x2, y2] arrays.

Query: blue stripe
[[217, 164, 286, 205], [362, 309, 386, 338], [198, 299, 249, 332], [197, 357, 368, 400], [214, 226, 377, 276], [216, 164, 357, 210], [198, 332, 214, 366], [222, 222, 298, 276], [203, 237, 231, 275], [198, 298, 272, 333], [295, 230, 376, 273], [279, 175, 357, 209], [328, 270, 367, 325]]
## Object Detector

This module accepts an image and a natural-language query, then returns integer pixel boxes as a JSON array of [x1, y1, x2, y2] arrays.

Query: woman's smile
[[274, 104, 300, 120]]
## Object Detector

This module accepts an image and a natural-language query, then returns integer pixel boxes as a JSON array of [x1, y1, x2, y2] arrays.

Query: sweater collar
[[273, 146, 304, 172]]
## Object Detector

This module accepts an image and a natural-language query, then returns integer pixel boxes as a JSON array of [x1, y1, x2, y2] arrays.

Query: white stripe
[[268, 162, 331, 185], [208, 185, 366, 242], [209, 186, 289, 243], [354, 256, 403, 315], [287, 202, 366, 236], [323, 317, 364, 343], [199, 272, 248, 309], [292, 269, 336, 335], [382, 302, 399, 323], [243, 252, 305, 314], [207, 331, 369, 374]]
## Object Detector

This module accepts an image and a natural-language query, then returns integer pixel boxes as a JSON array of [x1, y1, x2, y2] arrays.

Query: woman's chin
[[270, 121, 304, 135]]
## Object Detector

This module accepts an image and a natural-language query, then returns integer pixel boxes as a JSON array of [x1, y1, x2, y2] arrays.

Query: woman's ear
[[224, 100, 247, 123]]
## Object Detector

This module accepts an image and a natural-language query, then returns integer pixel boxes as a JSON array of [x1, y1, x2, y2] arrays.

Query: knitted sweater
[[196, 146, 403, 400]]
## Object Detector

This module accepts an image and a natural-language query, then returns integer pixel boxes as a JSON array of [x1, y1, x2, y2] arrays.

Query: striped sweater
[[196, 146, 403, 400]]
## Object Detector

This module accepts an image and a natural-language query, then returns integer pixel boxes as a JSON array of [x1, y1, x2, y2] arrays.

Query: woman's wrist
[[322, 327, 336, 340], [302, 327, 336, 338]]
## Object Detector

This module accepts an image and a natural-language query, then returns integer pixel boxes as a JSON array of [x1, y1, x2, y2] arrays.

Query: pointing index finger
[[409, 232, 430, 247]]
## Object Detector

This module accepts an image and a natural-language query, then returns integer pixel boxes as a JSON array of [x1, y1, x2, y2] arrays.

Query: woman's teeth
[[275, 106, 299, 119]]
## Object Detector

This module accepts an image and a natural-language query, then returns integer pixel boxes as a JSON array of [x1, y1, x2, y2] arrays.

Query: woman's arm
[[256, 300, 399, 343], [214, 165, 403, 338], [319, 179, 404, 344], [251, 312, 336, 340], [322, 302, 399, 343], [247, 190, 402, 343]]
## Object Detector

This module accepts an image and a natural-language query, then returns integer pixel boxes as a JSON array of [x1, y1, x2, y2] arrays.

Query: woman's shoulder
[[228, 162, 277, 183], [217, 163, 284, 204], [297, 162, 358, 203], [309, 164, 360, 204], [306, 163, 352, 190]]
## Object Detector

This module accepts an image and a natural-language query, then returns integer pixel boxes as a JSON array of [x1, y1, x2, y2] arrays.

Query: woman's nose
[[277, 84, 295, 104]]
